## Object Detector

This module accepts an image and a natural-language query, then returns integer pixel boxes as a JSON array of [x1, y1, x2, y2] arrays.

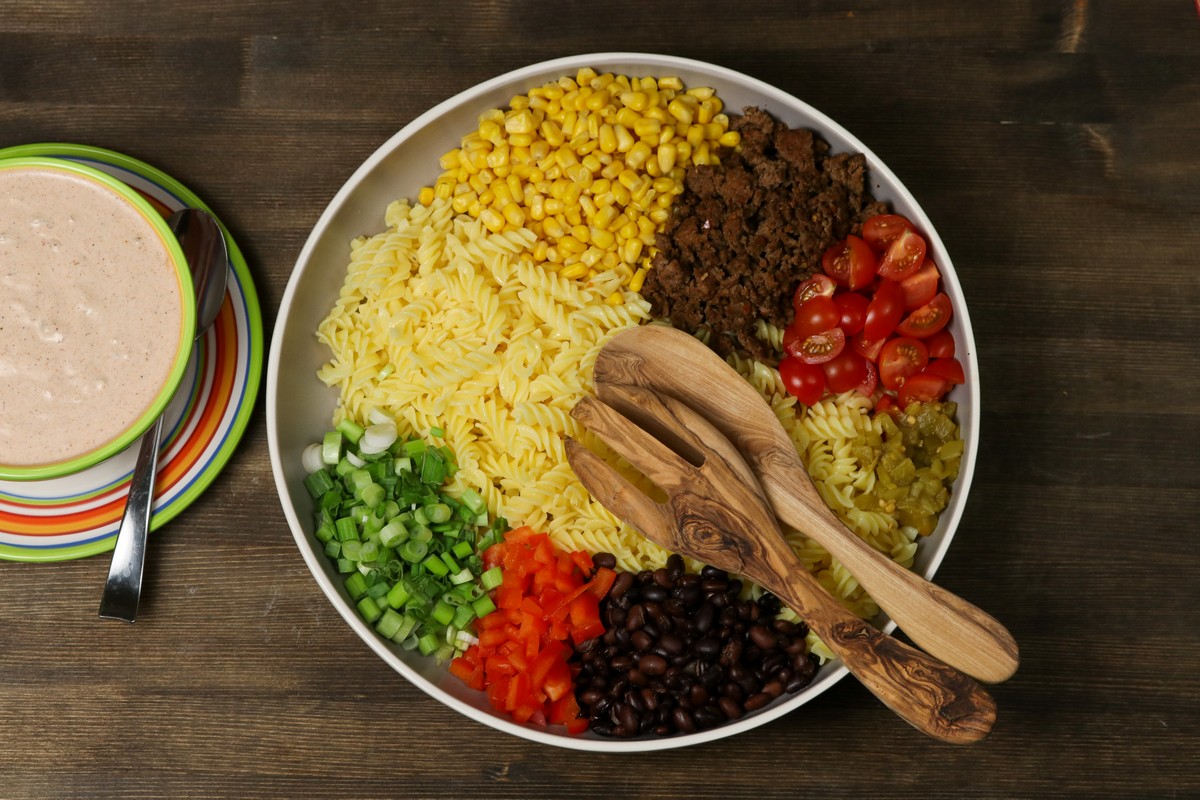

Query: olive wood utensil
[[591, 324, 1018, 684], [565, 384, 996, 744]]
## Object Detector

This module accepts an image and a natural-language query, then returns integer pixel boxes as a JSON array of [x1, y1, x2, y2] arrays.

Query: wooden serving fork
[[593, 324, 1018, 685], [565, 383, 996, 744]]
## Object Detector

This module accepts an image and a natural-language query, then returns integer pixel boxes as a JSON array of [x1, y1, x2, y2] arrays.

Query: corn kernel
[[658, 76, 683, 91], [533, 239, 549, 262], [614, 124, 635, 152], [593, 205, 617, 229], [479, 119, 502, 143], [544, 197, 564, 215], [620, 90, 648, 111], [605, 291, 623, 306], [601, 251, 619, 270], [418, 186, 435, 206], [561, 262, 588, 279], [686, 86, 715, 100], [657, 142, 677, 175], [590, 226, 615, 249], [719, 130, 742, 148], [598, 124, 617, 154], [451, 194, 471, 214], [582, 247, 604, 268], [480, 207, 505, 233], [543, 216, 566, 238], [622, 238, 643, 265], [629, 267, 648, 293], [502, 203, 526, 227], [634, 117, 662, 140], [626, 141, 652, 170], [652, 176, 675, 194]]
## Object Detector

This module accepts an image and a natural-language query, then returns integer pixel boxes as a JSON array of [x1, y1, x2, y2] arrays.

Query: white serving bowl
[[267, 53, 979, 751]]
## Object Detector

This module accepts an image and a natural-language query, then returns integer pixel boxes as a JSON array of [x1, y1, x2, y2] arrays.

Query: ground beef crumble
[[641, 106, 887, 361]]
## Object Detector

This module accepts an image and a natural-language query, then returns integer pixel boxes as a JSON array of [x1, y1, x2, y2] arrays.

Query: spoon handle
[[771, 466, 1019, 684], [754, 539, 997, 745], [98, 415, 163, 622]]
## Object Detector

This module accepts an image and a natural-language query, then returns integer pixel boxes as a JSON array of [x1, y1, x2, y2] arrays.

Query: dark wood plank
[[1, 0, 1198, 797]]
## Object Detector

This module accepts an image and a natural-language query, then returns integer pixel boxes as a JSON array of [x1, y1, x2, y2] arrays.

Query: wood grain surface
[[1, 1, 1197, 798]]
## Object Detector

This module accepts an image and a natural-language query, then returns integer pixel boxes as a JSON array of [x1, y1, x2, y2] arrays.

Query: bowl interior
[[267, 53, 979, 751], [0, 156, 196, 481]]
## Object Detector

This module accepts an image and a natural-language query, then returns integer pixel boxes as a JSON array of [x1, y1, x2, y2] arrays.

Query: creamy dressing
[[0, 166, 185, 467]]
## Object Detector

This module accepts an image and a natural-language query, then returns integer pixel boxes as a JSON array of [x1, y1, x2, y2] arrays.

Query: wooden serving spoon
[[592, 324, 1019, 685], [565, 383, 996, 744]]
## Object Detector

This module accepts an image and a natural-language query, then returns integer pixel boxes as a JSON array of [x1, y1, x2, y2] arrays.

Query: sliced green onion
[[480, 566, 503, 591], [421, 554, 450, 577], [375, 608, 404, 639], [303, 468, 335, 498], [344, 572, 368, 601], [356, 596, 382, 623], [399, 540, 428, 563], [336, 418, 365, 445], [429, 426, 445, 438], [472, 594, 497, 618]]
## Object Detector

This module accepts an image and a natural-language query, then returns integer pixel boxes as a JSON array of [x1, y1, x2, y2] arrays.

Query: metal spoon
[[99, 208, 229, 623]]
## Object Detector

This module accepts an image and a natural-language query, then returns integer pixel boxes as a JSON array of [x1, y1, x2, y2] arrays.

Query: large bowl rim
[[0, 155, 197, 481], [267, 52, 980, 752]]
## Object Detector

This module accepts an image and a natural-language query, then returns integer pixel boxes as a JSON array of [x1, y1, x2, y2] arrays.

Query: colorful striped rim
[[0, 143, 263, 562]]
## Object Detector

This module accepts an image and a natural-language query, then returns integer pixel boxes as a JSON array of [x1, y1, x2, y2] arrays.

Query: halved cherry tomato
[[822, 348, 868, 393], [862, 214, 915, 253], [787, 327, 845, 365], [793, 274, 837, 310], [877, 229, 927, 280], [898, 372, 949, 406], [925, 329, 956, 359], [875, 394, 899, 416], [792, 295, 841, 339], [779, 356, 826, 406], [896, 292, 952, 338], [924, 357, 965, 385], [879, 337, 929, 390], [821, 235, 877, 290], [864, 278, 905, 341], [856, 358, 878, 396], [852, 331, 886, 362], [899, 259, 940, 310], [833, 292, 869, 336]]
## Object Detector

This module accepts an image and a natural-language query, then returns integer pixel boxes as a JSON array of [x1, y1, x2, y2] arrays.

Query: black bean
[[604, 606, 626, 629], [785, 675, 809, 694], [626, 689, 647, 714], [631, 630, 653, 651], [641, 687, 658, 711], [749, 624, 778, 651], [637, 569, 655, 584], [772, 618, 798, 636], [659, 632, 686, 656], [694, 706, 724, 729], [625, 604, 646, 631], [615, 628, 631, 647], [666, 554, 685, 580], [719, 696, 744, 719], [580, 688, 604, 707], [639, 654, 668, 676], [591, 721, 613, 736], [628, 669, 648, 687], [641, 585, 668, 603], [653, 567, 674, 588], [719, 639, 743, 667], [744, 692, 772, 712], [721, 682, 744, 702], [694, 637, 721, 659], [672, 707, 697, 734], [693, 603, 715, 633], [700, 565, 727, 580], [611, 654, 633, 672], [593, 552, 617, 570], [689, 684, 709, 706], [675, 583, 702, 607], [701, 577, 728, 593], [613, 724, 634, 738], [609, 571, 634, 601], [763, 679, 784, 698], [663, 598, 687, 618]]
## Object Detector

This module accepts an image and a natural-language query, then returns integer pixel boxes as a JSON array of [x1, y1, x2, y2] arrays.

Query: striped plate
[[0, 143, 263, 562]]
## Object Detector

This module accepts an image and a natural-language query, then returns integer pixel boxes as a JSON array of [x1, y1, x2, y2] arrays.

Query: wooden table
[[2, 2, 1197, 797]]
